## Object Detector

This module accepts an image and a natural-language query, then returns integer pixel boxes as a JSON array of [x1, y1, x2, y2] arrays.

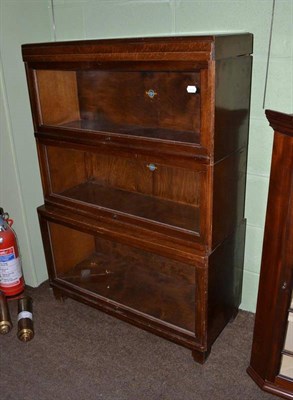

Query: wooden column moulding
[[22, 34, 253, 363], [247, 110, 293, 398]]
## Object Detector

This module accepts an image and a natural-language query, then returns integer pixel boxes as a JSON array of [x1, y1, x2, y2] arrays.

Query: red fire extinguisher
[[0, 208, 25, 296]]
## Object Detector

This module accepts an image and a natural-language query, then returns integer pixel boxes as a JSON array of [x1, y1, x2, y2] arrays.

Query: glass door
[[47, 220, 197, 334], [41, 143, 204, 236], [34, 68, 201, 145]]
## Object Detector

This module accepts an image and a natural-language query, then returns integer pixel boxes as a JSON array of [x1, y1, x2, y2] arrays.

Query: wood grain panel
[[90, 153, 200, 204], [208, 221, 246, 346], [46, 146, 87, 193], [49, 222, 95, 275], [76, 70, 200, 134], [153, 165, 200, 205], [212, 148, 247, 247], [214, 56, 252, 161], [36, 70, 80, 125], [90, 153, 152, 195], [22, 34, 253, 63]]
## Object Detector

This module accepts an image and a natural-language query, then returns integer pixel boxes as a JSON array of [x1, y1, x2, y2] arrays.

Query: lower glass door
[[47, 220, 197, 333]]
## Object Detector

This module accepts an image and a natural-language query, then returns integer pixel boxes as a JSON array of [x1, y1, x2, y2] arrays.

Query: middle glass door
[[41, 144, 203, 235]]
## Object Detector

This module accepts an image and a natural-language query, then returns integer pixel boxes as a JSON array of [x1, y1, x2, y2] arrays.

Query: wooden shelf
[[60, 180, 200, 232], [56, 119, 200, 144]]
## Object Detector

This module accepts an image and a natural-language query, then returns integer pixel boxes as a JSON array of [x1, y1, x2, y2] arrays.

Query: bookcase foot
[[53, 288, 67, 302], [229, 307, 239, 323], [192, 348, 211, 364]]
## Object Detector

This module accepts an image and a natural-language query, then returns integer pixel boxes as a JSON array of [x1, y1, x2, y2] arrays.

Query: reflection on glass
[[279, 290, 293, 379]]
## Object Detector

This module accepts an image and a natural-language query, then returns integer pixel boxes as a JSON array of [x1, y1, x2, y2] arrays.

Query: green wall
[[0, 0, 292, 312]]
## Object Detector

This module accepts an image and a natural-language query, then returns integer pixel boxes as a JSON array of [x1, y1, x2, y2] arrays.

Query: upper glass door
[[35, 69, 201, 144]]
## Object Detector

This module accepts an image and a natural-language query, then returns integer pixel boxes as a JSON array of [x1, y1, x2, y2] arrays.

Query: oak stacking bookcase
[[22, 34, 253, 363]]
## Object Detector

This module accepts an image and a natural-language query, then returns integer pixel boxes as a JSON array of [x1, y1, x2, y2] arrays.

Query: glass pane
[[279, 290, 293, 379], [35, 69, 201, 144], [284, 312, 293, 353], [49, 222, 196, 333], [45, 145, 201, 233], [280, 355, 293, 379]]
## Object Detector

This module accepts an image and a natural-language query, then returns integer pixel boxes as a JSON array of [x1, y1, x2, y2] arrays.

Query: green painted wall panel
[[247, 117, 274, 176], [0, 0, 53, 285]]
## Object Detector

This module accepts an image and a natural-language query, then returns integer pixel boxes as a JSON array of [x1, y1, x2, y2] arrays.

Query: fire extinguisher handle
[[1, 212, 10, 221], [1, 212, 12, 226]]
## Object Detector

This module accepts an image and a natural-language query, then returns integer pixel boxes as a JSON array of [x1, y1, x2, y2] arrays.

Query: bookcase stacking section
[[36, 69, 201, 144], [38, 143, 204, 235], [22, 34, 253, 363]]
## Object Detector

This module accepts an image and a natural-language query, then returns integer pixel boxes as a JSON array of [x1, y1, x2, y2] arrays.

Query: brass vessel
[[0, 291, 12, 334], [17, 296, 34, 342]]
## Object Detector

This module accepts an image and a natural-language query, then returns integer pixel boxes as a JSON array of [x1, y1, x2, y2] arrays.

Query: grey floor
[[1, 282, 276, 400]]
